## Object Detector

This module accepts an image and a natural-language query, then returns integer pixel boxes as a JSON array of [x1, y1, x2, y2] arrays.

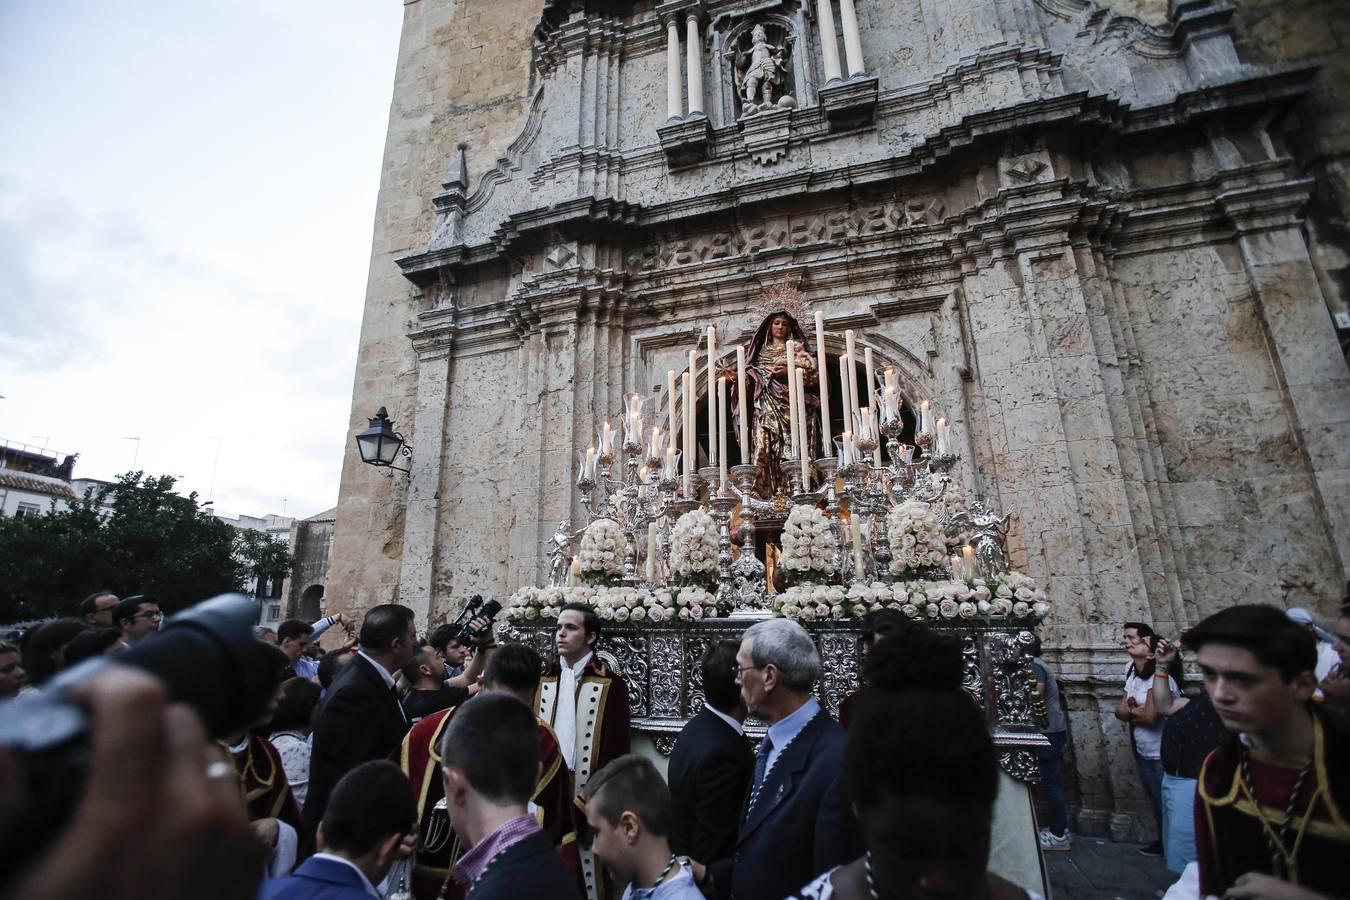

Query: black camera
[[444, 594, 502, 645], [0, 593, 283, 880]]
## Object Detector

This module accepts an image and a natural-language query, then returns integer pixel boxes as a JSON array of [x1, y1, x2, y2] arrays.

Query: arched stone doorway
[[299, 584, 324, 622]]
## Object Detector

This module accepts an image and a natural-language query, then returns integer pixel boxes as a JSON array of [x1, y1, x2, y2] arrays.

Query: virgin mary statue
[[730, 285, 819, 499]]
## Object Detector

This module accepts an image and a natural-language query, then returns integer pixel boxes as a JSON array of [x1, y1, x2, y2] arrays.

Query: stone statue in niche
[[734, 24, 795, 116]]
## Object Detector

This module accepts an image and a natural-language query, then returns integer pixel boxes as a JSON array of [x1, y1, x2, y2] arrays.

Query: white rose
[[1012, 601, 1031, 617], [992, 598, 1013, 616], [939, 598, 959, 618], [523, 606, 538, 620], [996, 584, 1013, 599], [630, 606, 647, 621], [901, 603, 919, 619], [972, 585, 991, 603], [830, 604, 846, 619], [679, 608, 691, 621], [958, 602, 977, 619], [800, 606, 817, 621], [689, 605, 704, 619], [977, 600, 992, 615], [613, 607, 630, 622], [815, 604, 830, 619], [783, 604, 802, 618], [1015, 587, 1035, 602], [1032, 601, 1050, 618]]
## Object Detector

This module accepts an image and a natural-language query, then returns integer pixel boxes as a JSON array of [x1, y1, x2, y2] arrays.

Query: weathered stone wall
[[333, 0, 1349, 839]]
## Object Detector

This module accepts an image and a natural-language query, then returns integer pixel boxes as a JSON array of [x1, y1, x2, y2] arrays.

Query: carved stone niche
[[712, 5, 812, 127]]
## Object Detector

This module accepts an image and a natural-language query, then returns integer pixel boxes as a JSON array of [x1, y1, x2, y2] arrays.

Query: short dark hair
[[318, 648, 353, 690], [358, 604, 416, 652], [1123, 621, 1155, 641], [276, 619, 313, 644], [440, 692, 537, 805], [583, 754, 673, 837], [320, 760, 416, 857], [483, 643, 543, 694], [63, 628, 123, 666], [1183, 605, 1317, 682], [848, 633, 997, 814], [860, 608, 913, 648], [700, 640, 741, 714], [270, 677, 322, 733], [78, 590, 117, 618], [560, 602, 600, 644], [112, 596, 154, 629], [22, 619, 90, 685], [429, 623, 463, 655], [399, 647, 435, 684]]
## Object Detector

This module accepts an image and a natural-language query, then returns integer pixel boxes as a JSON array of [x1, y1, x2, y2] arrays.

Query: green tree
[[0, 472, 295, 622]]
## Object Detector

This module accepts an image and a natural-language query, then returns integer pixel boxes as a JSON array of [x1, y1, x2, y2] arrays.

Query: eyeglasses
[[733, 663, 767, 679]]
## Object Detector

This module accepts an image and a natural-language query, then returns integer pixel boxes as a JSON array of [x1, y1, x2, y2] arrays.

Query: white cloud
[[0, 1, 404, 519]]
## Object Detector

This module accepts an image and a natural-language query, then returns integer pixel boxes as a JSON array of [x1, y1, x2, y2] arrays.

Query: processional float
[[503, 284, 1049, 781]]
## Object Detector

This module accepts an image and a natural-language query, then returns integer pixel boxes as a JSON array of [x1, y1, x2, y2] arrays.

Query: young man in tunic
[[1186, 605, 1349, 899], [535, 602, 632, 900]]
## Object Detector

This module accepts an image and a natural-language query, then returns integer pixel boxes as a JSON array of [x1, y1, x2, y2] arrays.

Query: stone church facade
[[333, 0, 1349, 837]]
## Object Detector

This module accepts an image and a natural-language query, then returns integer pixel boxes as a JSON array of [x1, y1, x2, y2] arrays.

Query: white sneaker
[[1039, 828, 1072, 851]]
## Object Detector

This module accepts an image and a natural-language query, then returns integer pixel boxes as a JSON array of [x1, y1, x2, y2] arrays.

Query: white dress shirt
[[555, 651, 593, 770]]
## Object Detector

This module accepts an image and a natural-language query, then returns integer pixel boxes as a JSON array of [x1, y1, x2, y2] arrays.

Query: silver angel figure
[[544, 520, 573, 587]]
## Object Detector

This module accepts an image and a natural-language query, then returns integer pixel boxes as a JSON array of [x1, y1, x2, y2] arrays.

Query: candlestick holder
[[710, 494, 738, 615]]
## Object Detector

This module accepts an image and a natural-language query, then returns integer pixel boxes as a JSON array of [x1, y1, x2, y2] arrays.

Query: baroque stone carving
[[734, 24, 794, 116]]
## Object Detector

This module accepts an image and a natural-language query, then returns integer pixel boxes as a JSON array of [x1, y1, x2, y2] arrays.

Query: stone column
[[815, 0, 843, 83], [838, 0, 865, 77], [666, 17, 683, 120], [399, 329, 455, 632], [685, 12, 704, 116]]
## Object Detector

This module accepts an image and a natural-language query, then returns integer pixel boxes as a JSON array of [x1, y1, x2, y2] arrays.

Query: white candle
[[736, 346, 749, 454], [646, 521, 658, 582], [585, 447, 596, 481], [844, 330, 860, 427], [667, 370, 677, 448], [649, 426, 662, 461], [837, 353, 850, 445], [850, 514, 864, 578], [683, 372, 694, 495], [718, 378, 729, 491], [963, 544, 977, 578], [841, 430, 854, 466], [706, 326, 717, 467], [570, 557, 580, 586], [899, 444, 914, 465], [814, 310, 831, 455], [935, 416, 949, 456], [796, 368, 809, 486], [664, 446, 677, 481], [600, 421, 615, 458], [884, 368, 897, 393], [864, 347, 876, 411], [883, 386, 900, 421], [918, 400, 932, 438], [786, 340, 799, 460], [951, 554, 963, 582]]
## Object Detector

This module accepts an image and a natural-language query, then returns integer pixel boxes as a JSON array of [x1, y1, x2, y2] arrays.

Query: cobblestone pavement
[[1044, 836, 1178, 900]]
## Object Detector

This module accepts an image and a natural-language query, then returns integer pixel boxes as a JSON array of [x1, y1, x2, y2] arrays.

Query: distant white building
[[0, 441, 77, 518], [210, 509, 295, 624]]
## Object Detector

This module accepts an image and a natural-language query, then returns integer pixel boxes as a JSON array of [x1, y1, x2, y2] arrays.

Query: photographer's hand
[[0, 667, 260, 900]]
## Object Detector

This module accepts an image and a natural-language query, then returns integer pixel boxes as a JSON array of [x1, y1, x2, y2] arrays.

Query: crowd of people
[[0, 589, 1346, 900]]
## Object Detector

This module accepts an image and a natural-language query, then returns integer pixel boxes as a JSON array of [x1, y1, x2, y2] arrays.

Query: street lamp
[[355, 407, 413, 475]]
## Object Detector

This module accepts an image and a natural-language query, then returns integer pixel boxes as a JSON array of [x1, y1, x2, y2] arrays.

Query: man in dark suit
[[303, 603, 418, 837], [668, 639, 752, 896], [261, 760, 417, 900], [710, 618, 861, 900]]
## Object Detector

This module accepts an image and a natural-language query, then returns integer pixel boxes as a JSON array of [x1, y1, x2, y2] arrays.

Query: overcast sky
[[0, 0, 404, 521]]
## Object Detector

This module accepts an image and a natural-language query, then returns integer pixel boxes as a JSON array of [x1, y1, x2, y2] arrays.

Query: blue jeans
[[1134, 752, 1164, 837], [1036, 731, 1069, 835], [1161, 772, 1198, 874]]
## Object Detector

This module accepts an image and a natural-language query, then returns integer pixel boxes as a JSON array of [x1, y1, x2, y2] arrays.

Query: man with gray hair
[[703, 618, 860, 900]]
